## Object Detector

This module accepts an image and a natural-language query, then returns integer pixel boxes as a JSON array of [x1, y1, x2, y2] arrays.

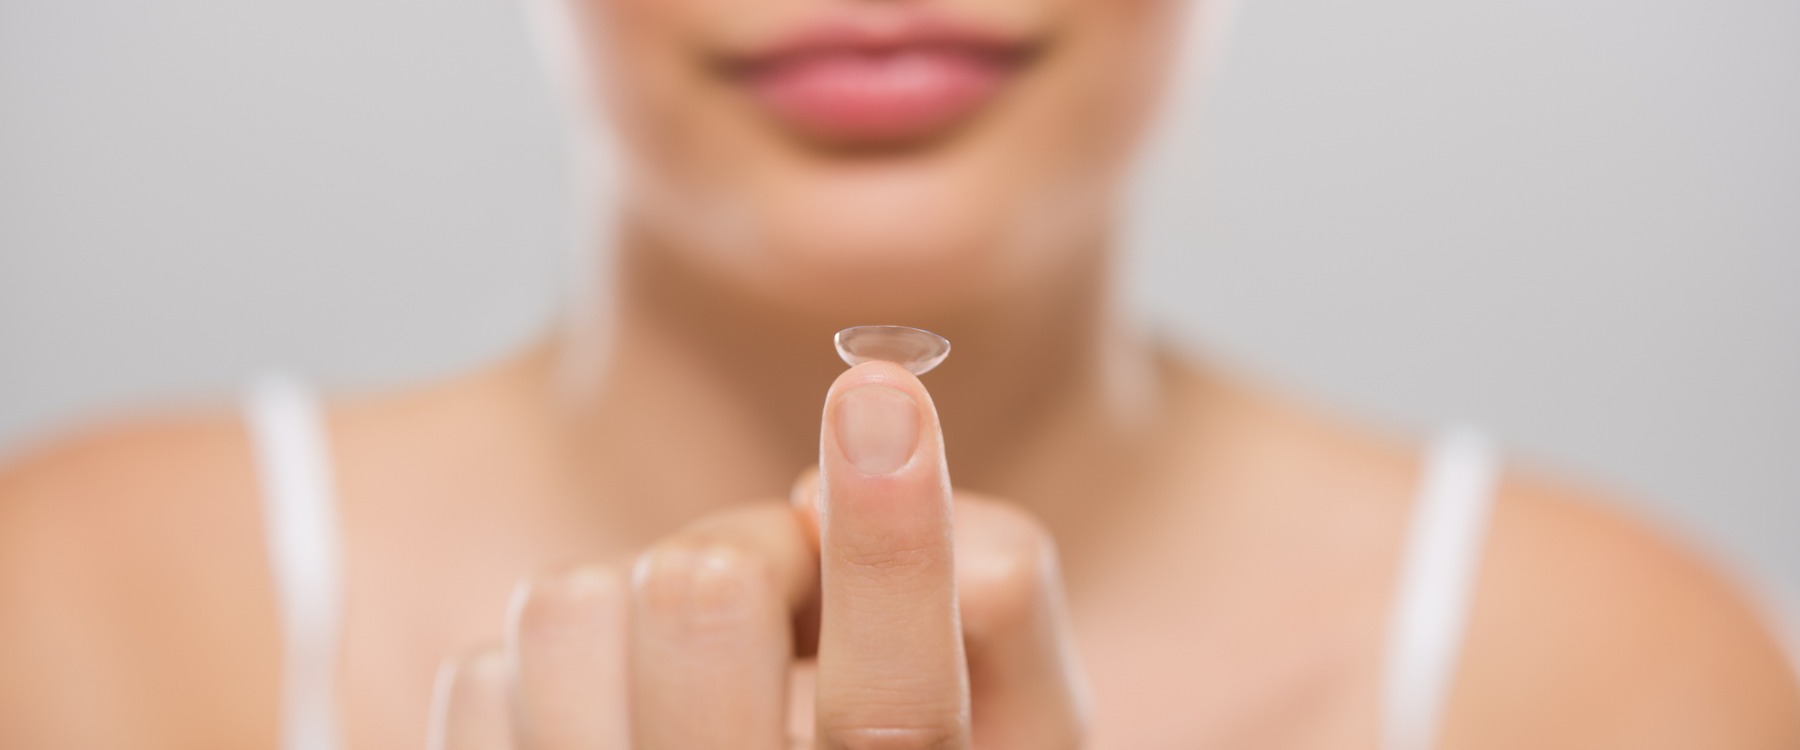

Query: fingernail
[[834, 385, 920, 476]]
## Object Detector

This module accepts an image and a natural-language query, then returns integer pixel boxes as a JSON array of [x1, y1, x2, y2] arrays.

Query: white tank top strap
[[1380, 425, 1502, 750], [244, 373, 344, 750]]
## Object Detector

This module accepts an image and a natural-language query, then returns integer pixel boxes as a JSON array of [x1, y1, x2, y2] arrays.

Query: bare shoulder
[[0, 360, 551, 747], [1120, 360, 1796, 745], [0, 411, 280, 748], [1446, 472, 1800, 748]]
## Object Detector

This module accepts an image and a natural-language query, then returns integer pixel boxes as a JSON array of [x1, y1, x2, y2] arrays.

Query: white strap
[[1381, 426, 1500, 750], [245, 374, 344, 750]]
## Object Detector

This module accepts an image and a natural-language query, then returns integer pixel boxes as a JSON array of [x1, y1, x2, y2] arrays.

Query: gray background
[[3, 0, 1796, 624]]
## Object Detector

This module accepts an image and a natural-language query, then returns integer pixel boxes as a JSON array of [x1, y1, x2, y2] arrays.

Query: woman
[[1, 0, 1795, 746]]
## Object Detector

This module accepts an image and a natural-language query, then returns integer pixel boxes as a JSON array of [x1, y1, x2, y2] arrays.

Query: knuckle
[[510, 563, 626, 640], [958, 507, 1059, 637], [632, 538, 770, 626], [830, 513, 954, 591], [834, 534, 941, 577], [436, 642, 507, 712]]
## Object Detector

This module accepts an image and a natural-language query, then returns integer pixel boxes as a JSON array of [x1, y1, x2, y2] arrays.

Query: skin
[[2, 0, 1797, 746]]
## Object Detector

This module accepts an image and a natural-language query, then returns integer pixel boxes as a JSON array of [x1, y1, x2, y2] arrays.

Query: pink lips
[[721, 16, 1036, 148]]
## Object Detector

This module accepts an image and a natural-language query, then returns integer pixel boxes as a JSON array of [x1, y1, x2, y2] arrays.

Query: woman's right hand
[[427, 361, 1094, 749]]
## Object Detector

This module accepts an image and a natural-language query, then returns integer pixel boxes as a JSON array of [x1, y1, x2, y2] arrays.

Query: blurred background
[[1, 0, 1796, 624]]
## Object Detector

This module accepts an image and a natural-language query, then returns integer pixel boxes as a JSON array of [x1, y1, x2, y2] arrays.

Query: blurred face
[[540, 0, 1198, 317]]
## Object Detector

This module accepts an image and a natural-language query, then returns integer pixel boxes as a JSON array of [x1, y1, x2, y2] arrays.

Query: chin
[[624, 108, 1111, 321], [744, 223, 1013, 321], [739, 166, 1076, 318]]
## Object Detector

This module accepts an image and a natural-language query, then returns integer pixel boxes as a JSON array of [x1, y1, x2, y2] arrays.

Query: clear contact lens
[[834, 326, 951, 376]]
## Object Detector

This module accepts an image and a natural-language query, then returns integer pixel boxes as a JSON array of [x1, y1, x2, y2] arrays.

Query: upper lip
[[717, 12, 1040, 74]]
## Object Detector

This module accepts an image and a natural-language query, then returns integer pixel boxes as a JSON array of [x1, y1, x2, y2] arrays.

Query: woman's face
[[543, 0, 1199, 317]]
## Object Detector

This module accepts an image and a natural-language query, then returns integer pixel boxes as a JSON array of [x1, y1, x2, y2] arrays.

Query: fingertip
[[816, 354, 952, 542], [827, 360, 932, 406]]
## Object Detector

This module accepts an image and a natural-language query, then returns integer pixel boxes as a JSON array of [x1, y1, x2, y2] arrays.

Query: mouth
[[714, 13, 1043, 152]]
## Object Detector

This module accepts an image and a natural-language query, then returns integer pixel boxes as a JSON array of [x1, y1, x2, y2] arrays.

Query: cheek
[[1044, 0, 1191, 171], [574, 0, 730, 177]]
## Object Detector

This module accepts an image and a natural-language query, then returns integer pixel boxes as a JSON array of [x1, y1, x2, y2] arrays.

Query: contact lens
[[834, 326, 951, 376]]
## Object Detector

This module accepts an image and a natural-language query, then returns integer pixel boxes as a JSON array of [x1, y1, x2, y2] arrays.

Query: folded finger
[[506, 564, 631, 749], [955, 499, 1093, 749], [629, 504, 818, 749]]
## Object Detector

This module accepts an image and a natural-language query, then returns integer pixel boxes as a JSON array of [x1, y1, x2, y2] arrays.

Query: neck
[[541, 222, 1174, 545]]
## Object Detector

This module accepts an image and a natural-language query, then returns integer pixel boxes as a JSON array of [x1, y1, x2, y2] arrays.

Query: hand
[[427, 361, 1093, 749]]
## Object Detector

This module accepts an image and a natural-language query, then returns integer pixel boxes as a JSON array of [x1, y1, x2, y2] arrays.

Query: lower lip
[[732, 48, 1020, 148]]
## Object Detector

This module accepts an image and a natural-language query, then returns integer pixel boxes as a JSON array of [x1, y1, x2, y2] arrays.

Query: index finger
[[814, 361, 971, 749]]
